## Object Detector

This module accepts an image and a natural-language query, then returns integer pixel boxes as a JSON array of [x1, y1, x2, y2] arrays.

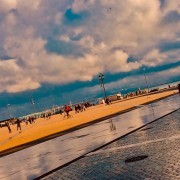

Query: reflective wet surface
[[0, 94, 179, 180], [45, 109, 180, 180]]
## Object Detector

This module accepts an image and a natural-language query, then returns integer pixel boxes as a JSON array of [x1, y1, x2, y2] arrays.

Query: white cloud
[[0, 59, 40, 93], [0, 0, 17, 12], [0, 0, 179, 93], [71, 0, 95, 12], [161, 0, 180, 14], [141, 49, 167, 66]]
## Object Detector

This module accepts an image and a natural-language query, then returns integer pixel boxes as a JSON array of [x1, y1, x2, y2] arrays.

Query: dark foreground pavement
[[42, 109, 180, 180]]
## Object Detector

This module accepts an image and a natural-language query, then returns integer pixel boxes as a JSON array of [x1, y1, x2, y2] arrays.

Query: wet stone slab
[[103, 109, 180, 148], [0, 95, 179, 180], [42, 109, 180, 180]]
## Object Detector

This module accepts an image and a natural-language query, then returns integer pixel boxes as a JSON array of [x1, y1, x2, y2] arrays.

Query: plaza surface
[[0, 89, 178, 153], [42, 108, 180, 180], [0, 93, 179, 180]]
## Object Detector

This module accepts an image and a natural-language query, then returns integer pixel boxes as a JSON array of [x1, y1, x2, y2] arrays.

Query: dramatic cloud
[[80, 65, 180, 96], [0, 0, 179, 93]]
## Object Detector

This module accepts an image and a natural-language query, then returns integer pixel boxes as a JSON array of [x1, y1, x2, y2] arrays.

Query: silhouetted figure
[[178, 84, 180, 95], [77, 104, 81, 112], [81, 104, 86, 111], [105, 98, 111, 105], [16, 118, 21, 130], [64, 105, 71, 118], [25, 119, 28, 125], [33, 117, 36, 123], [28, 117, 32, 124], [5, 121, 11, 133], [75, 105, 79, 113], [31, 116, 35, 123], [59, 109, 63, 115]]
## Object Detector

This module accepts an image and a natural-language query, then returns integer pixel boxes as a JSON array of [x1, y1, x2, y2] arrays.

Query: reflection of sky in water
[[0, 94, 179, 180]]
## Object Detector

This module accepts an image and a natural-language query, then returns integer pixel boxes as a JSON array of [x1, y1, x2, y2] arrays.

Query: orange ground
[[0, 90, 178, 152]]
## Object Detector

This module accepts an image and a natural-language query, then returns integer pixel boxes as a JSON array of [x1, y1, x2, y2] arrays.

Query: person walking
[[105, 98, 111, 105], [5, 121, 11, 133], [75, 105, 79, 113], [178, 83, 180, 95], [16, 118, 21, 130], [31, 116, 36, 123], [64, 105, 71, 118]]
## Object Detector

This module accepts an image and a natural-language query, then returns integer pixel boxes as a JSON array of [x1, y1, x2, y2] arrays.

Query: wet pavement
[[42, 109, 180, 180], [0, 94, 179, 180]]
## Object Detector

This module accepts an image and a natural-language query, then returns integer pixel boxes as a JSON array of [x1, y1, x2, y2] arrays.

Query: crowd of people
[[74, 104, 86, 113], [0, 115, 36, 133], [0, 102, 93, 133], [1, 84, 180, 134], [0, 118, 22, 133]]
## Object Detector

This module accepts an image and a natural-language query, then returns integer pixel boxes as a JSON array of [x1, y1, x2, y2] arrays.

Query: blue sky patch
[[160, 41, 180, 52], [64, 8, 89, 25], [45, 37, 85, 57]]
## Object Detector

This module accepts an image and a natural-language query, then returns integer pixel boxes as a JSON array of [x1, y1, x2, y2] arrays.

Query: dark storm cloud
[[0, 0, 179, 94]]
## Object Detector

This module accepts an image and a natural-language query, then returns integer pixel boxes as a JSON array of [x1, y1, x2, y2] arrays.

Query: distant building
[[108, 93, 123, 101], [116, 93, 123, 100]]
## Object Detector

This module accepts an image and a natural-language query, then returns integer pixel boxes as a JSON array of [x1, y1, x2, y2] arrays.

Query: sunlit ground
[[0, 89, 178, 152]]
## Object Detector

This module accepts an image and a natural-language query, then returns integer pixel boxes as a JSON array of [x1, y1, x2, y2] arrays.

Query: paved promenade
[[42, 109, 180, 180], [0, 90, 177, 153]]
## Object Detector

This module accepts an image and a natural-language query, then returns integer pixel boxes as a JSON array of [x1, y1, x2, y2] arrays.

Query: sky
[[0, 0, 180, 119]]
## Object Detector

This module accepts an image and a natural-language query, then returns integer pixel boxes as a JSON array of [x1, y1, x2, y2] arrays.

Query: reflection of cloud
[[0, 0, 179, 93]]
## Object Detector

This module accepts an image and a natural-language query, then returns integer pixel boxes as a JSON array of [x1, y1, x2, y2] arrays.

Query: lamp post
[[7, 104, 12, 119], [30, 97, 36, 113], [98, 73, 107, 99], [143, 68, 156, 119], [143, 68, 150, 93]]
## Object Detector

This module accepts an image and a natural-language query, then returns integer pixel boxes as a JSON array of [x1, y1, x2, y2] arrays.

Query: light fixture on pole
[[7, 104, 12, 119], [30, 97, 36, 113], [98, 73, 107, 99], [143, 68, 150, 93]]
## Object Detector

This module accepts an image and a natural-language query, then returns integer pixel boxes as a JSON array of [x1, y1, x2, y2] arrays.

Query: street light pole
[[98, 73, 107, 99], [30, 97, 36, 113], [143, 68, 156, 119], [143, 68, 150, 93], [7, 104, 12, 119]]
